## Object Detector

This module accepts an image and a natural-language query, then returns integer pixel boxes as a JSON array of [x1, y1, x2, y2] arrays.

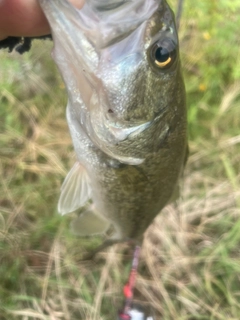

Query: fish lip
[[90, 109, 152, 143], [87, 110, 145, 165], [106, 120, 152, 141], [93, 102, 169, 144], [91, 104, 168, 146]]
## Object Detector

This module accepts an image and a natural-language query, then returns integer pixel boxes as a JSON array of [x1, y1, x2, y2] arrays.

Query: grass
[[1, 0, 240, 319]]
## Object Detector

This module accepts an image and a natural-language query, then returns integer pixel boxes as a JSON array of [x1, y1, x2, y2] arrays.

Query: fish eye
[[150, 38, 177, 70]]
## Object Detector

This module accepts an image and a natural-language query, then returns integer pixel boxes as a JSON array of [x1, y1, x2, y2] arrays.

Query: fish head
[[38, 0, 184, 164], [93, 1, 181, 123]]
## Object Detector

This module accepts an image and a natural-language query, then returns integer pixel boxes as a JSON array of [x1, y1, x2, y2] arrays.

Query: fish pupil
[[155, 47, 170, 63], [150, 38, 177, 70]]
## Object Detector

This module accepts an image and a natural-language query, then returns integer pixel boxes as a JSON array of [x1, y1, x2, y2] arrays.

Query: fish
[[38, 0, 188, 243]]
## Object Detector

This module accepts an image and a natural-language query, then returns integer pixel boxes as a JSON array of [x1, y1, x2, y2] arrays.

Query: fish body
[[38, 0, 187, 241]]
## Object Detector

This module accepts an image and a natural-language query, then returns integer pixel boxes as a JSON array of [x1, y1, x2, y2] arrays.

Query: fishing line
[[176, 0, 184, 30], [118, 246, 154, 320]]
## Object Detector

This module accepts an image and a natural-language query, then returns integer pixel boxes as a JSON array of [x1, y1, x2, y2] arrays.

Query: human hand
[[0, 0, 84, 40]]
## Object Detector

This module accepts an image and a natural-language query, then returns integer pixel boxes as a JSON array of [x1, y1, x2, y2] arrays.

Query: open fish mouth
[[37, 0, 158, 54]]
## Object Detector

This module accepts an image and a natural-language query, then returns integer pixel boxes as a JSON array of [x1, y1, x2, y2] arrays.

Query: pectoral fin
[[70, 210, 110, 236], [58, 162, 91, 215]]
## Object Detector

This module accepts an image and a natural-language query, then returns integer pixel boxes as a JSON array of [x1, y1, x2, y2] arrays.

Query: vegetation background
[[1, 0, 240, 319]]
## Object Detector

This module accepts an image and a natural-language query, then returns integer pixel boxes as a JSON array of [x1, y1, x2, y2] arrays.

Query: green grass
[[1, 1, 240, 319]]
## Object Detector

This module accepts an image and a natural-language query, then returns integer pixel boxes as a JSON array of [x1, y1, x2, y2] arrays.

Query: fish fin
[[70, 210, 110, 236], [58, 162, 91, 215]]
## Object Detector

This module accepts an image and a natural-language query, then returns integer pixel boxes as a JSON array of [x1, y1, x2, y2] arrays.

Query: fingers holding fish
[[0, 0, 85, 40]]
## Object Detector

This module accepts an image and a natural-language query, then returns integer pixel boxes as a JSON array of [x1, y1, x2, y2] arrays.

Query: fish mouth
[[81, 0, 159, 53], [88, 113, 151, 165], [101, 104, 168, 142], [105, 120, 152, 141], [39, 0, 158, 54], [87, 103, 169, 166]]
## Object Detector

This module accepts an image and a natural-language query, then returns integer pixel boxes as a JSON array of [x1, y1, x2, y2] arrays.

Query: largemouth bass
[[38, 0, 187, 242]]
